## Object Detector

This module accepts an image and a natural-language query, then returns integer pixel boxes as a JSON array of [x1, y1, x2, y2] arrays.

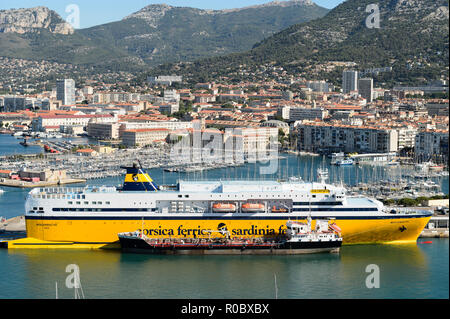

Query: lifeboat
[[241, 203, 265, 213], [329, 223, 342, 233], [271, 206, 288, 213], [212, 203, 237, 213]]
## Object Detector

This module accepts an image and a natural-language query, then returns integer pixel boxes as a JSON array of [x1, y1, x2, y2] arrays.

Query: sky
[[0, 0, 345, 29]]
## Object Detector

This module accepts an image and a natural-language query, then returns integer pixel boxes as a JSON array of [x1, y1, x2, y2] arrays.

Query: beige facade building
[[122, 128, 170, 147], [87, 122, 120, 140]]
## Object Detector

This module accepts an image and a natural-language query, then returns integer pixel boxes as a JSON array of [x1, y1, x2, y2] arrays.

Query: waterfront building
[[56, 79, 76, 106], [119, 121, 193, 135], [32, 114, 117, 132], [87, 122, 121, 140], [342, 70, 358, 94], [122, 128, 170, 147], [297, 122, 398, 153], [59, 125, 85, 136], [414, 129, 449, 162], [260, 120, 290, 136], [233, 127, 279, 155], [18, 169, 67, 182], [397, 127, 418, 150]]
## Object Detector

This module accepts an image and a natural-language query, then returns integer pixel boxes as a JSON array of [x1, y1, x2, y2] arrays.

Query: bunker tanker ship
[[118, 219, 343, 255], [7, 164, 431, 249]]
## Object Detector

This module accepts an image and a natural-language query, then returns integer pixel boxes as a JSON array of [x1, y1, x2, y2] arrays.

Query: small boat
[[212, 203, 237, 213], [335, 158, 354, 166], [118, 219, 343, 255], [19, 139, 29, 147], [241, 203, 265, 213]]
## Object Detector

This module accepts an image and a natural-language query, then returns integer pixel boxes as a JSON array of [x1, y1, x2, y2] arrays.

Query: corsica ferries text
[[138, 224, 286, 237]]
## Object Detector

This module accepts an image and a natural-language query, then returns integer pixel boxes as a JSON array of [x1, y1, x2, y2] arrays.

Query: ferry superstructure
[[8, 165, 432, 249]]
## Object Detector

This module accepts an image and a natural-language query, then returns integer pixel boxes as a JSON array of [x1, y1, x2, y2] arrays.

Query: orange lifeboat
[[212, 203, 237, 213], [242, 203, 265, 213], [329, 223, 342, 233], [271, 206, 288, 213]]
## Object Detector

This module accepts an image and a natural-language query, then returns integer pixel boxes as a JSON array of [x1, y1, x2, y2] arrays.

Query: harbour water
[[0, 136, 448, 299], [0, 239, 448, 299]]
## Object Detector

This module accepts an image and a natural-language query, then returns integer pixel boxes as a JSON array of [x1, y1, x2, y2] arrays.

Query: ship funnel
[[120, 163, 158, 192]]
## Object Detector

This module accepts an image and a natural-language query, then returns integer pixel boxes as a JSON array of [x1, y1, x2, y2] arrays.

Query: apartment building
[[289, 107, 328, 122], [122, 128, 170, 147], [297, 122, 398, 153], [415, 129, 449, 161], [87, 122, 121, 140]]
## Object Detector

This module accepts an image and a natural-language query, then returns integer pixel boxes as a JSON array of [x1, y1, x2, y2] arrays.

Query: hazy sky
[[0, 0, 345, 29]]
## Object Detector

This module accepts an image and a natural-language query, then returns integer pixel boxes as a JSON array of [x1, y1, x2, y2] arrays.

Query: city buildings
[[297, 122, 398, 153], [342, 70, 358, 94], [415, 129, 449, 162], [289, 107, 328, 121], [56, 79, 76, 106], [358, 78, 373, 103], [122, 128, 170, 147]]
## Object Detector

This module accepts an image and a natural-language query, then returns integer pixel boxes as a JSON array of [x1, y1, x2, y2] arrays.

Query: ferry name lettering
[[138, 226, 174, 236], [139, 225, 287, 237], [231, 225, 284, 236]]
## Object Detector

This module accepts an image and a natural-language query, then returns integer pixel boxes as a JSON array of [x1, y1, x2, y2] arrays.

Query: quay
[[420, 215, 449, 238], [0, 215, 25, 232], [0, 178, 86, 188]]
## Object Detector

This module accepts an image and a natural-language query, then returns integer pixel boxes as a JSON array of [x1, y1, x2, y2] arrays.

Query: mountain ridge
[[149, 0, 449, 86], [0, 1, 329, 71]]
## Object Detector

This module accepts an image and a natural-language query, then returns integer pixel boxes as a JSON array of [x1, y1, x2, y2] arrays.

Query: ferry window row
[[34, 194, 87, 199], [292, 208, 378, 212], [67, 201, 111, 205], [51, 208, 158, 212], [207, 194, 324, 199]]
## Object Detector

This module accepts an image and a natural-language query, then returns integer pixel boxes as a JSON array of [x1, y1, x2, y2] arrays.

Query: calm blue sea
[[0, 240, 447, 299], [0, 134, 448, 299]]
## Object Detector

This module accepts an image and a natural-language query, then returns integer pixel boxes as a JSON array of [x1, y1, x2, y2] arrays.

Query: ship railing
[[386, 207, 434, 215], [37, 186, 117, 195]]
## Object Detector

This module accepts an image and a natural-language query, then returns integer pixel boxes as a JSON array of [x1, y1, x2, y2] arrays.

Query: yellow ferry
[[7, 165, 431, 249]]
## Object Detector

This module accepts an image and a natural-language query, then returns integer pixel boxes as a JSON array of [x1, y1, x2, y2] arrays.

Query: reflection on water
[[1, 239, 447, 299]]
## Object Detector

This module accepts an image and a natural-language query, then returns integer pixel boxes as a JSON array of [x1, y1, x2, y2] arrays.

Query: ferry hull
[[6, 215, 431, 249]]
